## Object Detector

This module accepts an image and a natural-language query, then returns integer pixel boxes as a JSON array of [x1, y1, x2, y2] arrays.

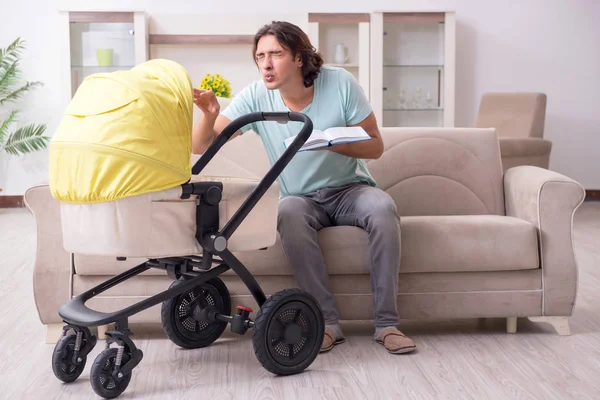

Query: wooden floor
[[1, 203, 600, 399]]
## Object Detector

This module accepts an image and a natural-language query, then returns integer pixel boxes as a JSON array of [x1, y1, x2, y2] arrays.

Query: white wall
[[1, 0, 599, 195]]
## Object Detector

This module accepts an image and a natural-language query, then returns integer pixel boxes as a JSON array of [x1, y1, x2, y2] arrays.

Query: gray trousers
[[277, 182, 401, 328]]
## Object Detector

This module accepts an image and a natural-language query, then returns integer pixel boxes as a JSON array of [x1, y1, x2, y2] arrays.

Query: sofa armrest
[[24, 185, 71, 325], [504, 166, 586, 316]]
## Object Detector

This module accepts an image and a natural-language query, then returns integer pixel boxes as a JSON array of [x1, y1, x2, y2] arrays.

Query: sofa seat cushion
[[238, 214, 539, 274], [74, 215, 538, 276], [399, 215, 539, 273]]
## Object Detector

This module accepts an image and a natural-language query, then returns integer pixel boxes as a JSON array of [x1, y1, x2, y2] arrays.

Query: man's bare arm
[[326, 112, 384, 159], [191, 114, 241, 154], [191, 88, 242, 154]]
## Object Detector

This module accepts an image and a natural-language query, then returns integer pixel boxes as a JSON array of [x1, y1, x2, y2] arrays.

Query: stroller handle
[[192, 111, 312, 174], [191, 111, 313, 240]]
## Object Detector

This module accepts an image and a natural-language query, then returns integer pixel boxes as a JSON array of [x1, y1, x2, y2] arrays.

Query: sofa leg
[[97, 324, 111, 340], [506, 317, 517, 333], [528, 316, 571, 336], [46, 324, 115, 343], [46, 323, 64, 344]]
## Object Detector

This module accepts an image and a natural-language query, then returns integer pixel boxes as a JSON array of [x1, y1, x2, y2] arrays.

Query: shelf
[[71, 65, 135, 72], [149, 34, 254, 45], [326, 63, 359, 68], [71, 65, 134, 68], [383, 12, 445, 23], [309, 13, 370, 23], [69, 12, 134, 23], [383, 64, 444, 68], [384, 108, 443, 111]]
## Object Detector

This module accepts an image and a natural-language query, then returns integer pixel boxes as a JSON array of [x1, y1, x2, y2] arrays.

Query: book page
[[323, 126, 370, 143], [284, 130, 327, 149]]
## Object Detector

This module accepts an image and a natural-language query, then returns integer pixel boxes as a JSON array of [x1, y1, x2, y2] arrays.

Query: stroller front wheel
[[51, 333, 88, 383], [90, 347, 132, 399], [252, 288, 325, 375]]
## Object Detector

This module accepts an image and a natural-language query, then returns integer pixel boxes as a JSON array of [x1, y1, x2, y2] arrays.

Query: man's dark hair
[[253, 21, 324, 88]]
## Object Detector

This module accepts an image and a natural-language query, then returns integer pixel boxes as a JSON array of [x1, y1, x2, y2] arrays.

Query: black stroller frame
[[51, 112, 325, 399]]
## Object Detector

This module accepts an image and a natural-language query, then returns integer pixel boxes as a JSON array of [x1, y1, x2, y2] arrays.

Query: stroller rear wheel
[[161, 277, 231, 349], [252, 288, 324, 375]]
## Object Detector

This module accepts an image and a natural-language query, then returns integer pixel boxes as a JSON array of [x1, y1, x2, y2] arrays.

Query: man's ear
[[296, 54, 303, 67]]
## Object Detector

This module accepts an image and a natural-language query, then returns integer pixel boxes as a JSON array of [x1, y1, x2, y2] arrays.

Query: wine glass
[[412, 86, 422, 109], [426, 91, 434, 109], [398, 89, 406, 109]]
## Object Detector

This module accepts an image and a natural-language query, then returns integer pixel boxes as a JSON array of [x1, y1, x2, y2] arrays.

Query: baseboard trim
[[0, 195, 24, 208], [586, 190, 600, 201]]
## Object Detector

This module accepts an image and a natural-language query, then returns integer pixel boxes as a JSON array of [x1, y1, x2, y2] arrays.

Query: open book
[[283, 126, 372, 151]]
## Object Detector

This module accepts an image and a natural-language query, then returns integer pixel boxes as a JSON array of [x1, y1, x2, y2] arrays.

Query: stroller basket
[[51, 111, 325, 399]]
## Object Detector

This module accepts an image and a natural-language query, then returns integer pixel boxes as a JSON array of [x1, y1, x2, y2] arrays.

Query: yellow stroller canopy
[[49, 59, 194, 204]]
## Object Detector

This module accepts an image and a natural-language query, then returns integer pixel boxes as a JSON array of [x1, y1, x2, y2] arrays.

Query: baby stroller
[[48, 59, 324, 399]]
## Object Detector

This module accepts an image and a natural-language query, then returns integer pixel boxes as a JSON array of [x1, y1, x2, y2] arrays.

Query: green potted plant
[[0, 37, 49, 193]]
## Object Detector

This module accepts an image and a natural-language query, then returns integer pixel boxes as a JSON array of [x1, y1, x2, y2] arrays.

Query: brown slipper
[[375, 327, 416, 354], [320, 327, 346, 353]]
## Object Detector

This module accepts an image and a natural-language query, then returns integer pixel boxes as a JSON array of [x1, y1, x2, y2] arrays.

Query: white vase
[[334, 43, 349, 64], [217, 96, 231, 111]]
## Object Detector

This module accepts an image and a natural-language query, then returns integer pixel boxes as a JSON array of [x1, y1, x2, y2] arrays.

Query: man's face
[[255, 34, 301, 90]]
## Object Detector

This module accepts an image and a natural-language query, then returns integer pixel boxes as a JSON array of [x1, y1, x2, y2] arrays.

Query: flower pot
[[217, 96, 231, 110]]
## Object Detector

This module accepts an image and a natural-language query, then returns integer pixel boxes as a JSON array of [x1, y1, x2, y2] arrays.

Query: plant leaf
[[0, 81, 42, 106], [3, 123, 49, 156], [0, 38, 24, 66], [0, 59, 20, 94], [0, 110, 19, 145]]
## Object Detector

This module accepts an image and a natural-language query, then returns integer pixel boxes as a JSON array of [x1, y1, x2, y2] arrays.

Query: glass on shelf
[[412, 86, 422, 108], [426, 91, 434, 108], [398, 89, 406, 109], [386, 87, 442, 111]]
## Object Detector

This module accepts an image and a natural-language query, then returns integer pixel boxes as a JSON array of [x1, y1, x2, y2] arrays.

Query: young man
[[192, 21, 416, 355]]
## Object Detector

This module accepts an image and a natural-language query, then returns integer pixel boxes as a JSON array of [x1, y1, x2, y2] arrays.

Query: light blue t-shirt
[[221, 66, 376, 197]]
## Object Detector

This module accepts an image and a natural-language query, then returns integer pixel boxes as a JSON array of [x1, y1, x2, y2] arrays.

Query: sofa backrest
[[197, 131, 271, 180], [368, 127, 505, 216], [199, 127, 505, 216]]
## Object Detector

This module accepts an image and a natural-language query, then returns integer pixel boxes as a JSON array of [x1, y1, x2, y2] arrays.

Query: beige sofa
[[25, 127, 586, 343]]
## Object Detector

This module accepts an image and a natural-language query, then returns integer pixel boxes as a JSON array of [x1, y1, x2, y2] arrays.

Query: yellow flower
[[197, 73, 232, 98]]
